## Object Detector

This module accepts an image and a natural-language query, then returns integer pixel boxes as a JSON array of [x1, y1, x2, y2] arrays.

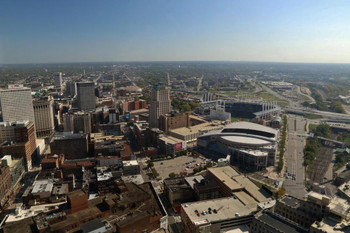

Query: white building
[[0, 87, 35, 127], [149, 87, 172, 128]]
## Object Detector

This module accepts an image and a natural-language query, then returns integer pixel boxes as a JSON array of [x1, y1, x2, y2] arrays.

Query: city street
[[283, 115, 307, 199]]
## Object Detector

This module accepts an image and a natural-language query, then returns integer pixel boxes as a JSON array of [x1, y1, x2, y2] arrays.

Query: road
[[167, 73, 171, 86], [283, 115, 307, 199], [295, 85, 315, 104], [197, 75, 203, 92], [260, 83, 293, 105], [284, 106, 350, 122], [248, 79, 262, 93]]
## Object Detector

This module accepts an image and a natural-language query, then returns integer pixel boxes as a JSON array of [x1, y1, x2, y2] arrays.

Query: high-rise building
[[0, 87, 35, 127], [76, 82, 95, 111], [149, 86, 172, 128], [73, 112, 91, 134], [54, 72, 63, 89], [33, 97, 55, 138], [63, 112, 91, 134], [65, 81, 76, 97], [63, 113, 74, 132]]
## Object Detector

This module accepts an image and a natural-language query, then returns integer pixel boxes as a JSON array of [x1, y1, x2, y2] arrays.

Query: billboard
[[125, 112, 130, 120], [174, 142, 183, 151]]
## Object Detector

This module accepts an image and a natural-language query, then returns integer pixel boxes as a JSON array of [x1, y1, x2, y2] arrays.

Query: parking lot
[[153, 156, 207, 180]]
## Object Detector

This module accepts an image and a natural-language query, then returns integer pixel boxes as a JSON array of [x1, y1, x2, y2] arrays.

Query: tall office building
[[33, 96, 55, 138], [149, 86, 172, 128], [54, 72, 63, 89], [65, 81, 76, 97], [63, 112, 91, 134], [0, 87, 35, 127], [76, 82, 95, 111]]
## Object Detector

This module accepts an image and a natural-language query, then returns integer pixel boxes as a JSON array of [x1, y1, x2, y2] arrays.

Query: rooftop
[[223, 121, 278, 135], [221, 135, 273, 146], [32, 180, 54, 194], [208, 166, 270, 203], [122, 160, 139, 166], [279, 196, 301, 208], [256, 211, 307, 233], [169, 121, 224, 136], [311, 217, 350, 233], [184, 175, 204, 189], [182, 197, 255, 224], [158, 135, 184, 144]]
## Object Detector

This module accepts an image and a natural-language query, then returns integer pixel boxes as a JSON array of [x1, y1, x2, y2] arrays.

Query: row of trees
[[171, 98, 199, 112], [304, 124, 331, 166], [277, 115, 287, 173]]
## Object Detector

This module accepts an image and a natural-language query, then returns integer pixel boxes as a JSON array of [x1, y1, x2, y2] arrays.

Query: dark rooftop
[[257, 211, 308, 233], [280, 196, 301, 208], [80, 219, 105, 233]]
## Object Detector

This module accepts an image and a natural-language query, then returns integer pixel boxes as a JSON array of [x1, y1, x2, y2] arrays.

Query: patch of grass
[[304, 114, 323, 119], [231, 117, 250, 122], [308, 124, 318, 132]]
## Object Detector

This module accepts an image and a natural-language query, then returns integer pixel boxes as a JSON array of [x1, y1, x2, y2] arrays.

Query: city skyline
[[1, 0, 350, 64]]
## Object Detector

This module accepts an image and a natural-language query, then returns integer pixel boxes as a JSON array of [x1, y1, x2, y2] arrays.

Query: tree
[[277, 187, 286, 199], [168, 172, 176, 178], [147, 161, 154, 168], [315, 124, 331, 138], [181, 104, 191, 112], [151, 168, 159, 178]]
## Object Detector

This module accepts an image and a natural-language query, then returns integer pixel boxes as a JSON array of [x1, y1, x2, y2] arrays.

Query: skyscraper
[[54, 72, 63, 89], [76, 82, 95, 111], [33, 96, 55, 138], [149, 86, 172, 128], [0, 87, 35, 126]]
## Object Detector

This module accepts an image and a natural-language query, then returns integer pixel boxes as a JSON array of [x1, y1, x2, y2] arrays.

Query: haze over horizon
[[1, 0, 350, 64]]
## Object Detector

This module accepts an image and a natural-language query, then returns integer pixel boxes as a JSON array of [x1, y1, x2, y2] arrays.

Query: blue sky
[[1, 0, 350, 64]]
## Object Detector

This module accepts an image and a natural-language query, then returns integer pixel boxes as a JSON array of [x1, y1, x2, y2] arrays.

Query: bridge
[[317, 136, 345, 148]]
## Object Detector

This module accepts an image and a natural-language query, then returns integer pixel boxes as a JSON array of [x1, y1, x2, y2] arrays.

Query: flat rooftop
[[279, 196, 301, 208], [256, 211, 307, 233], [208, 166, 270, 203], [169, 121, 224, 136], [223, 121, 278, 135], [184, 175, 204, 189], [182, 197, 255, 224], [122, 160, 139, 166], [311, 217, 350, 233], [158, 135, 184, 144], [221, 136, 272, 147]]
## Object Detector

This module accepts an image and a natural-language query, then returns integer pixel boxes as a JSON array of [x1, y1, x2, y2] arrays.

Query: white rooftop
[[182, 197, 255, 224], [223, 121, 278, 135], [221, 136, 272, 146], [122, 160, 139, 166]]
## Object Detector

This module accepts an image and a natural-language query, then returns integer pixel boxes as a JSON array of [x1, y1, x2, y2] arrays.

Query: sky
[[1, 0, 350, 64]]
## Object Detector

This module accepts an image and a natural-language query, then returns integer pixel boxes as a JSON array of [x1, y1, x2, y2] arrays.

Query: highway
[[284, 106, 350, 122], [283, 115, 307, 199], [167, 72, 171, 86], [197, 75, 203, 92], [260, 83, 293, 105]]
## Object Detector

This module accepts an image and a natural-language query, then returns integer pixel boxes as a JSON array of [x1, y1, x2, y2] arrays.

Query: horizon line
[[2, 60, 350, 66]]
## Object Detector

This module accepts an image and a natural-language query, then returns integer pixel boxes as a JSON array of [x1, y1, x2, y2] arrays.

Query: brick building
[[121, 99, 147, 115], [159, 112, 190, 132], [50, 132, 90, 160], [0, 121, 37, 170]]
